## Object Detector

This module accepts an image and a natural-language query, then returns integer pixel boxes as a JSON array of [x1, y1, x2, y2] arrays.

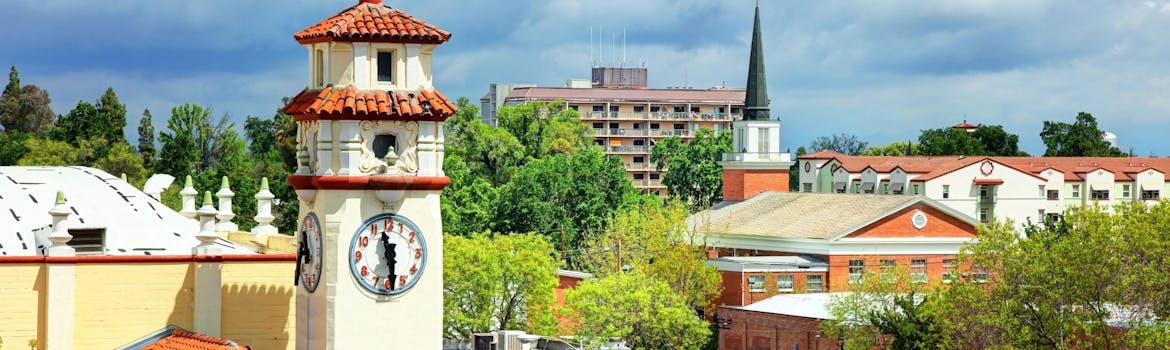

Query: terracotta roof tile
[[800, 153, 1170, 182], [141, 329, 248, 350], [282, 85, 458, 120], [295, 1, 451, 44]]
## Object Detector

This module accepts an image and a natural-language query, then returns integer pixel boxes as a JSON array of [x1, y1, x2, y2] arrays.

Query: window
[[757, 128, 768, 153], [650, 123, 660, 130], [690, 107, 700, 113], [910, 259, 927, 284], [972, 265, 989, 283], [802, 183, 813, 192], [372, 134, 398, 160], [1072, 184, 1081, 198], [633, 106, 645, 113], [748, 275, 766, 293], [942, 185, 950, 199], [314, 49, 325, 86], [569, 105, 579, 111], [649, 173, 660, 180], [1122, 184, 1131, 198], [592, 122, 603, 129], [880, 259, 896, 284], [673, 106, 685, 113], [633, 173, 645, 180], [979, 209, 989, 223], [1142, 190, 1161, 200], [609, 106, 619, 112], [913, 184, 920, 195], [650, 106, 661, 113], [608, 122, 619, 129], [730, 107, 742, 114], [592, 105, 604, 112], [633, 139, 645, 146], [806, 275, 824, 293], [673, 123, 684, 130], [70, 228, 106, 256], [979, 186, 990, 200], [1046, 213, 1062, 222], [848, 259, 865, 283], [1047, 190, 1060, 200], [376, 51, 395, 83], [633, 123, 643, 130], [942, 259, 957, 283], [777, 275, 794, 292], [633, 156, 645, 163], [852, 183, 861, 193], [1091, 190, 1110, 200], [882, 183, 890, 194]]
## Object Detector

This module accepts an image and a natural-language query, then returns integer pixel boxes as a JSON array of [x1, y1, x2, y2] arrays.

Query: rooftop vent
[[69, 228, 106, 256]]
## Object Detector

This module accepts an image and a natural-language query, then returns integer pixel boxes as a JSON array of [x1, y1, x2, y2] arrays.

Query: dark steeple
[[743, 3, 770, 121]]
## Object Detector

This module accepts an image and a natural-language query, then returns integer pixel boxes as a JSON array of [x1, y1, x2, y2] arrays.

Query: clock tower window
[[314, 49, 325, 87], [372, 134, 398, 160], [376, 51, 395, 83]]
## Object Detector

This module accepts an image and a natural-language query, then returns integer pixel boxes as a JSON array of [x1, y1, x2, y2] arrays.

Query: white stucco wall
[[926, 160, 1046, 226]]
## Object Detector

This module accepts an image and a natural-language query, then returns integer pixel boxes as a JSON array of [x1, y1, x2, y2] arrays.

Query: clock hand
[[295, 230, 308, 285], [381, 231, 397, 289]]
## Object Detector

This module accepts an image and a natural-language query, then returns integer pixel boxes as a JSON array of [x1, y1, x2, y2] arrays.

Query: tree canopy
[[917, 124, 1024, 156], [1040, 112, 1126, 157], [809, 133, 868, 155], [650, 127, 732, 210], [443, 233, 559, 339]]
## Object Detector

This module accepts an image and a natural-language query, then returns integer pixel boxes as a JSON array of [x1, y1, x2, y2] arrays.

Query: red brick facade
[[723, 168, 790, 201], [845, 203, 974, 239], [717, 270, 828, 307], [717, 308, 840, 350]]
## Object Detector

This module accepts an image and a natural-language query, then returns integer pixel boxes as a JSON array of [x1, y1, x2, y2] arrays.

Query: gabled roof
[[692, 191, 977, 240], [797, 154, 1170, 183], [294, 0, 451, 45], [952, 120, 977, 130], [282, 85, 458, 121], [120, 326, 249, 350], [0, 167, 250, 257]]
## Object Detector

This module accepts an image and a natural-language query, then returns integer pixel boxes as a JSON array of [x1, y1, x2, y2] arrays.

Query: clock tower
[[284, 1, 456, 348]]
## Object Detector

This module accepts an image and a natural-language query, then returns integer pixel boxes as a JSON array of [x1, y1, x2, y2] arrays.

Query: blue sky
[[2, 0, 1169, 156]]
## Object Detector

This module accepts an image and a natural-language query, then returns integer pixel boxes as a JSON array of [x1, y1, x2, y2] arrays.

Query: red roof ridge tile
[[295, 2, 451, 44], [283, 85, 457, 121]]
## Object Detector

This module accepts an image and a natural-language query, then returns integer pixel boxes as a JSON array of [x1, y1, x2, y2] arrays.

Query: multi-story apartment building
[[483, 67, 745, 195], [797, 150, 1170, 226]]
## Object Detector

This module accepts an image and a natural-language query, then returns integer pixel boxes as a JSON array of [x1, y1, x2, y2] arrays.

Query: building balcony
[[580, 111, 741, 121], [594, 128, 650, 137], [648, 129, 692, 137], [625, 162, 654, 171], [608, 146, 650, 154]]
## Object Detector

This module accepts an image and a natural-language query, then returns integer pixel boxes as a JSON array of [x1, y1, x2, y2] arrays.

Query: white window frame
[[879, 259, 896, 284], [942, 185, 950, 199], [777, 275, 794, 292], [942, 259, 957, 283], [910, 258, 927, 284], [848, 259, 865, 284], [1122, 184, 1131, 199], [747, 275, 766, 293], [806, 275, 824, 293], [1072, 184, 1081, 198]]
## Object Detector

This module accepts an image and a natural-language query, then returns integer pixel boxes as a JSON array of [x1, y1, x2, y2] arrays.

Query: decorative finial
[[121, 173, 127, 182], [203, 191, 213, 206], [383, 145, 399, 164], [220, 176, 230, 189], [261, 177, 270, 191], [55, 190, 66, 205], [185, 175, 194, 187]]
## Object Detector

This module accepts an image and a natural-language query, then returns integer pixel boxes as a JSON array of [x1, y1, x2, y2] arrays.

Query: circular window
[[979, 161, 994, 176], [912, 211, 928, 230], [804, 162, 811, 173]]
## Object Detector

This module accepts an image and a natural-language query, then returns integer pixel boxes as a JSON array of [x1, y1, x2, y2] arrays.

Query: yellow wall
[[74, 263, 194, 349], [221, 262, 296, 350], [0, 264, 44, 348], [0, 260, 296, 349]]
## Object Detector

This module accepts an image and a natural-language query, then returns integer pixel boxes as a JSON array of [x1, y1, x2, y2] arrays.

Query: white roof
[[0, 166, 250, 256], [729, 292, 852, 320], [707, 255, 829, 272]]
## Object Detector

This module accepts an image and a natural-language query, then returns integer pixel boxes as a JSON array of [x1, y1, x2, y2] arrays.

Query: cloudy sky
[[2, 0, 1169, 155]]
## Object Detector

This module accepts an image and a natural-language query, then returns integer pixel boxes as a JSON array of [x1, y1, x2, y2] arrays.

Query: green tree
[[809, 133, 868, 155], [564, 272, 711, 349], [17, 138, 78, 166], [49, 101, 111, 149], [4, 66, 19, 96], [496, 100, 591, 160], [860, 141, 920, 156], [579, 201, 721, 314], [137, 109, 157, 170], [96, 87, 127, 143], [0, 131, 31, 165], [93, 142, 148, 184], [918, 124, 1024, 156], [445, 98, 529, 185], [443, 233, 559, 339], [934, 203, 1170, 349], [0, 85, 55, 135], [441, 155, 500, 235], [493, 147, 639, 257], [650, 127, 732, 210], [1040, 112, 1126, 157], [156, 103, 232, 177]]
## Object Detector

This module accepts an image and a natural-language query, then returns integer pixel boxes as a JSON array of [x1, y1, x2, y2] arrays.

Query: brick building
[[716, 294, 843, 350]]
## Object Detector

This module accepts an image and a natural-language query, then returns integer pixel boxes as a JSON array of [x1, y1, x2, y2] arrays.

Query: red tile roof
[[952, 120, 977, 129], [282, 85, 458, 121], [141, 329, 248, 350], [294, 0, 451, 45], [800, 153, 1170, 182]]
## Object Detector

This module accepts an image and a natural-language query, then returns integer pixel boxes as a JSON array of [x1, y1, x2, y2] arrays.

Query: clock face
[[348, 213, 427, 295], [299, 212, 323, 293]]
